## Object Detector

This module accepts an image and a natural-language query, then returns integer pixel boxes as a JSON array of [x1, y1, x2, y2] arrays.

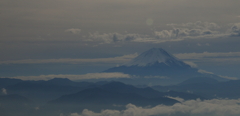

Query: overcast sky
[[1, 0, 240, 80]]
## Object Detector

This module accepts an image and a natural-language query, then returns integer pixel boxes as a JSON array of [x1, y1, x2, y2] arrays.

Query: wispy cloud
[[218, 75, 239, 80], [1, 88, 7, 95], [83, 21, 237, 44], [175, 52, 240, 63], [198, 69, 214, 74], [198, 69, 238, 80], [87, 32, 149, 44], [1, 72, 131, 81], [65, 28, 81, 34], [70, 98, 240, 116], [0, 53, 137, 64], [183, 61, 198, 68], [1, 51, 240, 65]]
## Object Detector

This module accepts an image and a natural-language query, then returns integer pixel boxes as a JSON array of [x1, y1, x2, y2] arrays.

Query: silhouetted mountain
[[50, 87, 178, 106], [179, 77, 219, 85], [46, 81, 209, 115], [45, 78, 97, 87], [0, 94, 31, 104], [0, 78, 23, 88], [48, 89, 177, 114], [6, 78, 97, 103], [100, 81, 164, 98], [0, 94, 32, 116], [49, 81, 178, 105], [153, 79, 240, 99], [101, 82, 205, 100]]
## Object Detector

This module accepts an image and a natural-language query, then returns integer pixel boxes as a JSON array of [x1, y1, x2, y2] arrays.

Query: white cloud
[[218, 75, 238, 80], [230, 23, 240, 36], [1, 72, 131, 81], [87, 21, 228, 44], [87, 32, 148, 43], [154, 21, 223, 40], [69, 99, 240, 116], [84, 22, 240, 44], [166, 96, 185, 102], [198, 69, 238, 80], [198, 69, 214, 74], [174, 52, 240, 62], [65, 28, 81, 34], [183, 61, 198, 68], [0, 53, 138, 64], [2, 88, 7, 95], [154, 30, 177, 39], [167, 21, 221, 30]]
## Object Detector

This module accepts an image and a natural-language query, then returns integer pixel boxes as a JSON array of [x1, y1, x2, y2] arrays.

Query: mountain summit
[[104, 47, 194, 76], [125, 47, 186, 67], [103, 48, 225, 85]]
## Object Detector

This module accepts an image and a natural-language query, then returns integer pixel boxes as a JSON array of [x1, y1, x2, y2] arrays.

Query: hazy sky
[[1, 0, 240, 80]]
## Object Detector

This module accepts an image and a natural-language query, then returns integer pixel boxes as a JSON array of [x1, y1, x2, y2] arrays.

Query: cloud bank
[[198, 69, 238, 80], [0, 72, 131, 81], [0, 53, 138, 64], [1, 51, 240, 65], [175, 52, 240, 64], [69, 99, 240, 116], [83, 21, 239, 44]]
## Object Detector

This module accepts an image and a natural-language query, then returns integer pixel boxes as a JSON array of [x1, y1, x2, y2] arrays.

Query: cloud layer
[[69, 99, 240, 116], [83, 21, 238, 44], [0, 53, 138, 64], [1, 51, 240, 65], [175, 52, 240, 64], [0, 72, 131, 81]]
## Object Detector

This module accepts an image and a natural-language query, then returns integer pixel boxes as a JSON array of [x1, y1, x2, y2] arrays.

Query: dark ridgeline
[[1, 77, 240, 116], [47, 81, 179, 113]]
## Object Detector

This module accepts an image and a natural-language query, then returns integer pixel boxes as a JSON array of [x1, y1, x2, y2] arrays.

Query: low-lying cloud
[[0, 53, 138, 65], [69, 98, 240, 116], [175, 52, 240, 64], [0, 72, 131, 81], [2, 51, 240, 65], [1, 88, 7, 95], [198, 69, 238, 80]]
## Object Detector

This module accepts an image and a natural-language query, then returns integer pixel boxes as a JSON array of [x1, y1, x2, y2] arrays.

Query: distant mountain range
[[153, 77, 240, 99], [1, 77, 240, 116], [47, 81, 204, 113], [104, 48, 226, 85], [0, 94, 32, 116]]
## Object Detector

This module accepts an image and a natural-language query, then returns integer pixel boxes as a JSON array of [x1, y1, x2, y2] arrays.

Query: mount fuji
[[103, 48, 225, 85]]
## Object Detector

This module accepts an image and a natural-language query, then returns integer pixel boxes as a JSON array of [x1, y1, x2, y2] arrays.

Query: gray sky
[[1, 0, 240, 80]]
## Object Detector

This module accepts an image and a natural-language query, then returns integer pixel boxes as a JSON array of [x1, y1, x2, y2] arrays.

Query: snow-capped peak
[[125, 48, 182, 66]]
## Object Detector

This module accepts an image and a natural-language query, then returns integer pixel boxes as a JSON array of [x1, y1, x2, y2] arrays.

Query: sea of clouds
[[67, 98, 240, 116]]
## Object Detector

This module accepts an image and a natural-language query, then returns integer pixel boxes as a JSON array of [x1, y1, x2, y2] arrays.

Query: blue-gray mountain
[[104, 48, 226, 85]]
